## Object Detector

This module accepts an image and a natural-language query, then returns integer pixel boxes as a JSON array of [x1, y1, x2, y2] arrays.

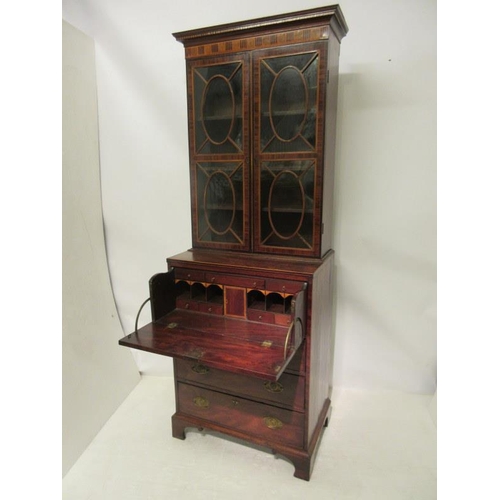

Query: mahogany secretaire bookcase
[[119, 5, 348, 480]]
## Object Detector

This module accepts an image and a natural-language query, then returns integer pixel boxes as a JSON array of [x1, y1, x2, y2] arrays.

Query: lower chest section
[[174, 357, 306, 449]]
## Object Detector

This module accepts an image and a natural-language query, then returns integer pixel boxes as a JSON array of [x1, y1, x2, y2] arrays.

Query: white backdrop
[[62, 20, 140, 476], [62, 0, 436, 393]]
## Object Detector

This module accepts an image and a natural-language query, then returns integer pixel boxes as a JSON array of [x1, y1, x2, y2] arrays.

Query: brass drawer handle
[[264, 381, 284, 393], [191, 364, 210, 374], [264, 417, 283, 430], [193, 396, 209, 409]]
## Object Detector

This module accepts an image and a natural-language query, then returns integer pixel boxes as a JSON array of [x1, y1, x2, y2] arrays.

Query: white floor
[[63, 376, 436, 500]]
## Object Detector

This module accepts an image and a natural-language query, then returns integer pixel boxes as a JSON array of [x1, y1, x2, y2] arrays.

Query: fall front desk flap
[[119, 280, 306, 381]]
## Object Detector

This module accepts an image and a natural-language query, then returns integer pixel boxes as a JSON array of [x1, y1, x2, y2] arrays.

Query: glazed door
[[187, 54, 250, 250], [252, 43, 327, 256]]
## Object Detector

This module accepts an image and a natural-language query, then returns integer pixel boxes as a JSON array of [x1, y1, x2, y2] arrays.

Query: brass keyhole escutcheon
[[264, 417, 283, 430], [193, 396, 209, 409], [264, 381, 284, 393]]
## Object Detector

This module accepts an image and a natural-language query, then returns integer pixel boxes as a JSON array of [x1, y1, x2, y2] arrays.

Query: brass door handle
[[193, 396, 209, 409], [191, 364, 210, 374], [264, 417, 283, 430], [264, 381, 284, 393]]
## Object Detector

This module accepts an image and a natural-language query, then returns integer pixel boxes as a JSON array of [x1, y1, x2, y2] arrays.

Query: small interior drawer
[[266, 279, 305, 294], [175, 268, 205, 282], [206, 273, 265, 290], [176, 299, 199, 311], [198, 302, 223, 315], [177, 382, 304, 448], [247, 309, 275, 324]]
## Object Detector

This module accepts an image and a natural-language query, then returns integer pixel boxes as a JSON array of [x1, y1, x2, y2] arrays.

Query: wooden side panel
[[307, 252, 334, 444], [320, 34, 341, 256]]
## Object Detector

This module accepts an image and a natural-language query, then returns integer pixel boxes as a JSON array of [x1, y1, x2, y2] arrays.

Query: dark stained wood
[[307, 251, 334, 443], [168, 248, 329, 279], [118, 308, 303, 380], [149, 271, 176, 321], [175, 358, 305, 411], [284, 342, 306, 375], [247, 308, 276, 325], [173, 5, 348, 48], [205, 272, 265, 289], [182, 27, 330, 59], [119, 6, 347, 481], [176, 383, 304, 448], [198, 302, 223, 315], [170, 396, 331, 481], [174, 268, 205, 282], [224, 286, 246, 317], [252, 41, 328, 258], [186, 53, 251, 251], [266, 278, 306, 294], [321, 33, 341, 255]]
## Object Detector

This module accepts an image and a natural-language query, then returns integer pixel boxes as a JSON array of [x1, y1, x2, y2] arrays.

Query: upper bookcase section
[[173, 6, 348, 257], [173, 5, 349, 58]]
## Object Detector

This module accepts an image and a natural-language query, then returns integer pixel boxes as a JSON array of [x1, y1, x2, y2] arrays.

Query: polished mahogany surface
[[119, 309, 299, 380], [168, 248, 329, 277], [175, 358, 305, 411], [177, 382, 305, 448], [119, 5, 347, 481]]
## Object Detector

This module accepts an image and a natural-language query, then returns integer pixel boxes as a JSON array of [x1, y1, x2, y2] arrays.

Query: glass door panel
[[195, 161, 245, 245], [193, 62, 244, 155], [253, 43, 325, 255], [259, 160, 315, 250], [259, 51, 319, 154], [188, 55, 250, 251]]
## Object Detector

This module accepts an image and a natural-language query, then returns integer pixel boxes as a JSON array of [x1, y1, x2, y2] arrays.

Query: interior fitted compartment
[[119, 268, 306, 380]]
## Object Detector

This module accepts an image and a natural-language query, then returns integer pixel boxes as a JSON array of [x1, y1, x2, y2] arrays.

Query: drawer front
[[274, 313, 292, 326], [175, 268, 205, 282], [176, 299, 200, 311], [206, 273, 265, 290], [177, 382, 304, 448], [266, 279, 305, 294], [198, 302, 224, 315], [176, 359, 305, 411], [247, 309, 275, 324]]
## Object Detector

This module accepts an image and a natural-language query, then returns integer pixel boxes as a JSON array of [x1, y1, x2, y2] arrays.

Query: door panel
[[187, 54, 250, 251], [253, 43, 326, 256]]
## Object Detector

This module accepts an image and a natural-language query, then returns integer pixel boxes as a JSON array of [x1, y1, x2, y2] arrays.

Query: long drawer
[[175, 359, 305, 411], [177, 382, 304, 448]]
